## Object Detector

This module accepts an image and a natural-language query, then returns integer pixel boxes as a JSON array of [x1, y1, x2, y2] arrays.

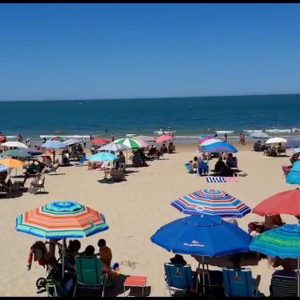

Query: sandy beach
[[0, 140, 297, 297]]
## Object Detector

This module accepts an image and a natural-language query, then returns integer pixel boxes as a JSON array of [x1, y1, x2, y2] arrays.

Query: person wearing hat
[[170, 254, 187, 266]]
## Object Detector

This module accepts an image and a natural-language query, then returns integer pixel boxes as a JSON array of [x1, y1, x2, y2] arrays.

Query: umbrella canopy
[[249, 131, 270, 139], [200, 138, 222, 146], [1, 141, 28, 149], [91, 138, 111, 146], [249, 224, 300, 259], [155, 135, 173, 144], [294, 148, 300, 154], [41, 140, 66, 150], [150, 214, 250, 256], [1, 149, 32, 159], [201, 142, 238, 153], [0, 164, 10, 173], [0, 158, 25, 168], [114, 138, 148, 149], [51, 136, 65, 142], [171, 189, 251, 218], [252, 188, 300, 217], [63, 138, 83, 146], [88, 152, 118, 162], [99, 142, 130, 152], [265, 137, 288, 144], [198, 136, 213, 144], [26, 147, 43, 155], [286, 161, 300, 185], [16, 201, 109, 239]]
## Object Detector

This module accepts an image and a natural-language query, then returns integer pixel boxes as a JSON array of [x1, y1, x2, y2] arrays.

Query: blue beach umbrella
[[286, 161, 300, 185], [201, 142, 238, 153], [88, 152, 118, 162], [41, 140, 66, 150], [150, 214, 250, 256]]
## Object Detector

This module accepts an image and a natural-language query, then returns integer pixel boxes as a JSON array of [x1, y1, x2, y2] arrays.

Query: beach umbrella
[[265, 137, 287, 144], [198, 136, 213, 144], [41, 140, 66, 150], [114, 138, 148, 149], [26, 147, 43, 156], [1, 149, 32, 159], [0, 158, 25, 168], [155, 135, 173, 144], [63, 138, 83, 146], [150, 214, 250, 256], [0, 164, 10, 173], [249, 224, 300, 296], [286, 162, 300, 185], [1, 141, 28, 149], [249, 131, 269, 139], [98, 142, 130, 153], [171, 189, 251, 218], [16, 200, 109, 278], [200, 138, 222, 146], [201, 142, 238, 153], [252, 188, 300, 217], [51, 136, 65, 142], [88, 152, 118, 162], [294, 148, 300, 154], [91, 138, 111, 146]]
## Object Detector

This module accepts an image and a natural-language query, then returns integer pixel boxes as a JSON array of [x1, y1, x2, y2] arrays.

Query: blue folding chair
[[222, 268, 260, 297], [75, 154, 87, 167], [164, 263, 193, 296]]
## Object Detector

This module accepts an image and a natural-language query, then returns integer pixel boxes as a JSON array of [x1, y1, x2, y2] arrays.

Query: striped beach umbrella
[[171, 189, 251, 218], [249, 224, 300, 296], [16, 201, 109, 239], [114, 138, 148, 149]]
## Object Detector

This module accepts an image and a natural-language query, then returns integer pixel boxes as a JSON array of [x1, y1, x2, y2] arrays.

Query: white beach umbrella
[[249, 131, 269, 139], [293, 148, 300, 154], [63, 138, 83, 146], [98, 142, 130, 152], [1, 141, 28, 149], [200, 138, 223, 146], [265, 137, 288, 144]]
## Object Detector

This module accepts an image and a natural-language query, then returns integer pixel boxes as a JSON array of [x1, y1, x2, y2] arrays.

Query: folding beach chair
[[270, 274, 297, 297], [164, 263, 193, 296], [73, 256, 108, 297], [222, 268, 261, 297]]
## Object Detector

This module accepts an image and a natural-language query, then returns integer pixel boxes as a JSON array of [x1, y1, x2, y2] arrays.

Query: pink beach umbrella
[[156, 135, 173, 144], [198, 136, 212, 144], [200, 138, 223, 146]]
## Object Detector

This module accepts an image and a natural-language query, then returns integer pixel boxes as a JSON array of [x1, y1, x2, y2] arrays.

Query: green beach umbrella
[[114, 138, 148, 150], [1, 148, 32, 159]]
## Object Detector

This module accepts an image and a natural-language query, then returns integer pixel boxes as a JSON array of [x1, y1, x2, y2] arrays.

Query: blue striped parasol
[[171, 189, 251, 218]]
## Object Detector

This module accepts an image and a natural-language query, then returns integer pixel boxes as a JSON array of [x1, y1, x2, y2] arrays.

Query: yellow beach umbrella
[[0, 158, 25, 168]]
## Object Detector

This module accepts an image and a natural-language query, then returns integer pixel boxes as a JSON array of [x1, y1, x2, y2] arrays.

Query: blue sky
[[1, 3, 300, 101]]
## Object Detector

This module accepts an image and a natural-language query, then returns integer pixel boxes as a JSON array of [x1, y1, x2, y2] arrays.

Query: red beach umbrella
[[155, 135, 173, 144], [252, 188, 300, 217], [91, 138, 111, 146]]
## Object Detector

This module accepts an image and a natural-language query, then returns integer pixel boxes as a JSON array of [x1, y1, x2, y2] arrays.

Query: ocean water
[[1, 94, 300, 143]]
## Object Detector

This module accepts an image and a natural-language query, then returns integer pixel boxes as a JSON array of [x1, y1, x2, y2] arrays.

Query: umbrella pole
[[62, 238, 65, 280], [202, 256, 205, 296], [297, 258, 300, 297]]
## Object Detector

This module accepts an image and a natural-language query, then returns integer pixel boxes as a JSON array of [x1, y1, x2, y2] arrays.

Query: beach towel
[[206, 177, 239, 183]]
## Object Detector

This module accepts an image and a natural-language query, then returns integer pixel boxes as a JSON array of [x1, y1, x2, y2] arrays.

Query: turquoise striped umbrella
[[114, 138, 148, 149], [16, 201, 109, 239], [250, 224, 300, 296]]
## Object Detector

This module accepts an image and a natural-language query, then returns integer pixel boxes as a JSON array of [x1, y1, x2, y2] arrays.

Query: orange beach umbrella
[[0, 158, 25, 168]]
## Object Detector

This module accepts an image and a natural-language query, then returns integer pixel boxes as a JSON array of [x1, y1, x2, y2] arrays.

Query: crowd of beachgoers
[[0, 131, 300, 297]]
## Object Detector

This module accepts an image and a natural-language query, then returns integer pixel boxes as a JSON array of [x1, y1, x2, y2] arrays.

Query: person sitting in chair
[[253, 141, 262, 152], [214, 157, 226, 175], [160, 143, 168, 155], [168, 142, 176, 153], [170, 254, 187, 266]]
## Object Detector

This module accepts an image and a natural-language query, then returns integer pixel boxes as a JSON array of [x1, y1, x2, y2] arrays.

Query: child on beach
[[97, 239, 112, 272]]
